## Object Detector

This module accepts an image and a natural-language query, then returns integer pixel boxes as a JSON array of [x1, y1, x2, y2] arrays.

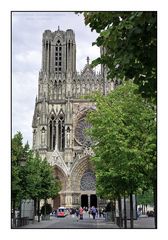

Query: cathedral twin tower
[[32, 28, 114, 209]]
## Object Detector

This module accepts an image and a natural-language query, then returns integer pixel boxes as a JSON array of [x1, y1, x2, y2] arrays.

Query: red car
[[57, 207, 69, 217]]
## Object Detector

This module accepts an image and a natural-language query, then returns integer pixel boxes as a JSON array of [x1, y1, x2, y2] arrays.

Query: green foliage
[[137, 189, 154, 206], [12, 132, 24, 203], [86, 81, 156, 199], [39, 158, 61, 199], [24, 153, 42, 199], [25, 155, 61, 200], [81, 11, 157, 99], [12, 132, 24, 163], [12, 132, 60, 207]]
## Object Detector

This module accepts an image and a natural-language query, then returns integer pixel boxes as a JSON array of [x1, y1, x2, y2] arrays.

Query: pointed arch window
[[55, 40, 62, 73], [58, 112, 65, 151], [49, 114, 56, 150]]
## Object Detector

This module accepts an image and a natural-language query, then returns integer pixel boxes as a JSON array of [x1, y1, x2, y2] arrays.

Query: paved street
[[19, 212, 118, 229], [18, 212, 155, 229]]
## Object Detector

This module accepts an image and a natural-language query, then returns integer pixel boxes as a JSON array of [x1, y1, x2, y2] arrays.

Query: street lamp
[[18, 156, 26, 226], [19, 156, 26, 166]]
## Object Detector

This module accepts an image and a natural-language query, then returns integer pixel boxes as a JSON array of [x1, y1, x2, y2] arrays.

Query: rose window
[[80, 170, 96, 191]]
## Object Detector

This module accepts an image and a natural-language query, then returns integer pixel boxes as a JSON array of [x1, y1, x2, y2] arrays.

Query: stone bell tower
[[42, 27, 76, 75], [32, 27, 76, 154]]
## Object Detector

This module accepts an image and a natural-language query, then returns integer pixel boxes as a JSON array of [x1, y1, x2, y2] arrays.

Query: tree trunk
[[33, 198, 37, 221], [111, 200, 115, 222], [145, 204, 147, 214], [12, 199, 16, 228], [118, 196, 122, 228], [143, 204, 145, 214], [44, 199, 47, 217], [19, 200, 22, 218], [123, 195, 127, 228], [130, 193, 134, 229], [37, 199, 40, 222]]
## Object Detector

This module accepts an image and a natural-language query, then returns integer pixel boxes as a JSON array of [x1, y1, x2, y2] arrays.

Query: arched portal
[[53, 165, 67, 209], [71, 156, 94, 191], [81, 195, 88, 208], [70, 156, 98, 208]]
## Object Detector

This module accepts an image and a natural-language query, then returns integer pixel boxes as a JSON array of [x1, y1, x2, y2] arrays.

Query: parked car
[[57, 207, 69, 217]]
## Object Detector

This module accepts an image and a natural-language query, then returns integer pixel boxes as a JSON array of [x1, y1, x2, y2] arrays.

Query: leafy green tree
[[39, 158, 61, 200], [137, 189, 154, 207], [81, 11, 157, 99], [12, 132, 60, 224], [12, 132, 32, 226], [86, 81, 156, 227], [39, 158, 61, 218], [12, 132, 24, 223], [25, 154, 60, 220], [24, 153, 42, 200]]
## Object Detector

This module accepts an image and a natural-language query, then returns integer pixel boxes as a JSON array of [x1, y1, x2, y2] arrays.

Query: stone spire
[[87, 56, 90, 65]]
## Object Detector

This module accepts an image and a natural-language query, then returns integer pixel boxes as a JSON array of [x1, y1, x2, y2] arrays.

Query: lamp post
[[18, 157, 26, 226], [19, 156, 26, 167], [12, 156, 27, 228]]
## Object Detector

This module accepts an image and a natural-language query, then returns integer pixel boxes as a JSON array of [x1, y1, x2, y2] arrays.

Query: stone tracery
[[80, 170, 96, 191]]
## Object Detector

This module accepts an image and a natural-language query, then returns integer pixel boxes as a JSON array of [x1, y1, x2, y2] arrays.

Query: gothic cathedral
[[32, 28, 114, 209]]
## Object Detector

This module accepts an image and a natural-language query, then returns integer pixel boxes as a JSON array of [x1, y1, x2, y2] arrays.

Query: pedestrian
[[88, 208, 91, 218], [75, 208, 79, 221], [79, 207, 83, 220], [102, 208, 105, 218], [99, 208, 102, 218], [91, 206, 96, 220], [137, 209, 141, 219], [96, 208, 98, 217]]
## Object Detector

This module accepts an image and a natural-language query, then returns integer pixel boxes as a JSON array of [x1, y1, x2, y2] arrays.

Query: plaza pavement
[[18, 212, 118, 229], [17, 213, 155, 229]]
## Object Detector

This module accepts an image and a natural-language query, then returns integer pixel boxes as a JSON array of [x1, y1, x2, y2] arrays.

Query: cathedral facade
[[32, 28, 114, 209]]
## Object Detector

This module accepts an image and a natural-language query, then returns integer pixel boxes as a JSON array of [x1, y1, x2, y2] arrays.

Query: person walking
[[91, 206, 96, 220], [79, 207, 84, 220], [99, 208, 102, 218], [88, 208, 91, 218], [75, 208, 79, 221]]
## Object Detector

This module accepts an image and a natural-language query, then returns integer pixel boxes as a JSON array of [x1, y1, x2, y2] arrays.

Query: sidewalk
[[127, 215, 155, 229], [120, 215, 155, 229], [18, 216, 58, 229]]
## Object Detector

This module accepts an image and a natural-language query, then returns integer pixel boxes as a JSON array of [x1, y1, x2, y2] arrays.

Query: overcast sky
[[12, 12, 100, 147]]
